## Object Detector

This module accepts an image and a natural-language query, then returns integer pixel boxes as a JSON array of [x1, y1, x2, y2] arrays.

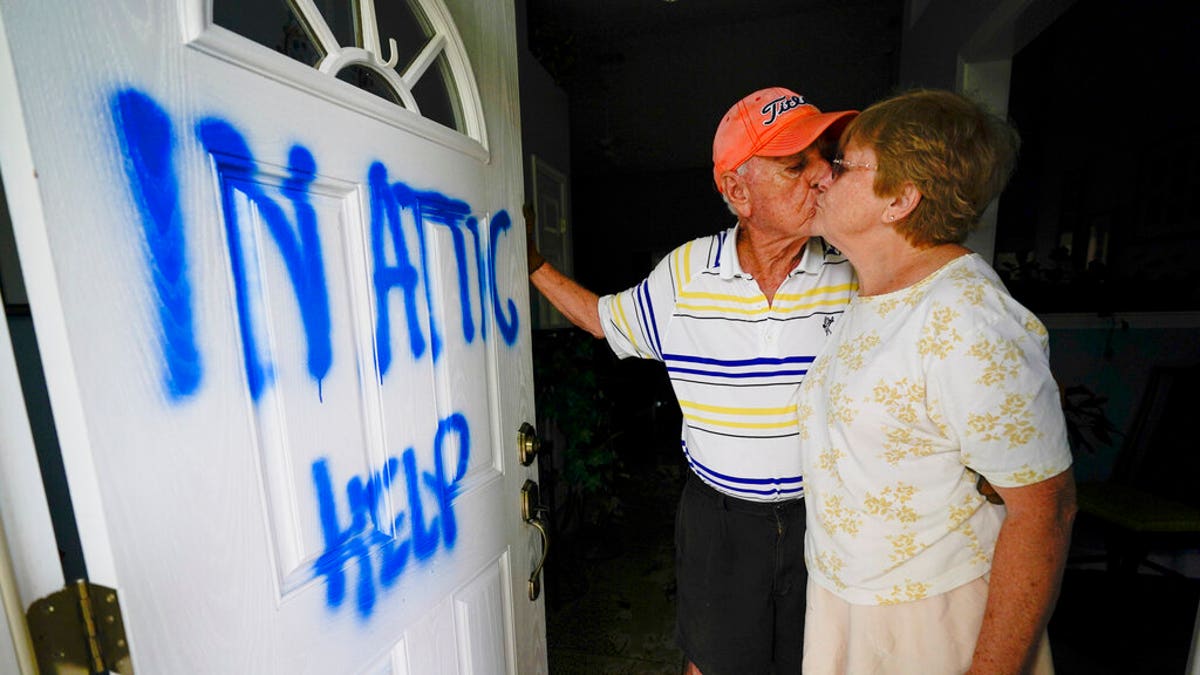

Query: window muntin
[[214, 0, 470, 135]]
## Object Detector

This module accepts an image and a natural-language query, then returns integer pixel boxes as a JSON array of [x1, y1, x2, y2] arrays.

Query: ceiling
[[527, 0, 865, 41], [525, 0, 907, 174]]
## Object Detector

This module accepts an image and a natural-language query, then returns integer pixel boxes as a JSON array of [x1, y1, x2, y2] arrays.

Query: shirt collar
[[720, 224, 826, 280], [717, 224, 743, 280], [791, 238, 827, 276]]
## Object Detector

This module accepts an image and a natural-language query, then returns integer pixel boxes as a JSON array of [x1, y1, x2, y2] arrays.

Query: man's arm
[[525, 205, 605, 339], [530, 263, 604, 338], [968, 470, 1077, 674]]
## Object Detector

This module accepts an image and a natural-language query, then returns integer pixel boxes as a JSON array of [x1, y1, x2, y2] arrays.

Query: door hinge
[[26, 579, 132, 674]]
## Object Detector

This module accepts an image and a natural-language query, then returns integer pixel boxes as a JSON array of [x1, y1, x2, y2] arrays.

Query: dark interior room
[[519, 0, 1200, 672]]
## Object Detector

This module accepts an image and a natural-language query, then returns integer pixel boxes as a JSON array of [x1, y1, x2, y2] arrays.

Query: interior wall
[[557, 5, 903, 294], [515, 0, 573, 332], [560, 4, 901, 177], [515, 0, 570, 193], [899, 0, 1077, 263], [571, 167, 731, 293]]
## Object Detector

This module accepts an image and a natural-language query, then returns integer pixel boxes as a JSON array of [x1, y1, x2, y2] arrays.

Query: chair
[[1075, 364, 1200, 576]]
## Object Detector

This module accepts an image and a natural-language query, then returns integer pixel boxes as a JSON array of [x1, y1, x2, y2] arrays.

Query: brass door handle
[[518, 422, 540, 466], [521, 479, 550, 600]]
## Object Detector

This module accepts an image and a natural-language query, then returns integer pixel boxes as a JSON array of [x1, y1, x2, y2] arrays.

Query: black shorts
[[674, 472, 807, 675]]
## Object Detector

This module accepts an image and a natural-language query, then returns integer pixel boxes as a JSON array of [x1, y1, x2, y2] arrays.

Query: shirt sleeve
[[596, 240, 693, 362], [928, 305, 1074, 488]]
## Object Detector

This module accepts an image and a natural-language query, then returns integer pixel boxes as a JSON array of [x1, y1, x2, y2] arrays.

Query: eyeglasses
[[830, 157, 877, 180]]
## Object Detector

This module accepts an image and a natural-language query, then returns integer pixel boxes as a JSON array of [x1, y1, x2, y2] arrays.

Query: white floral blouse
[[796, 253, 1073, 605]]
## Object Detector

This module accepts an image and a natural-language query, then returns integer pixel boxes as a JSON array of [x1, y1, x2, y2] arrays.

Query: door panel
[[0, 0, 542, 672]]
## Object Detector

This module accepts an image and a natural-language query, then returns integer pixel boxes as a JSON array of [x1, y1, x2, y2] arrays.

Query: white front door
[[0, 0, 545, 672]]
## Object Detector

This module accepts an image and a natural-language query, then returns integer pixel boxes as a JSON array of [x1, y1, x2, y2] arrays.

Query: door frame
[[0, 286, 46, 675], [0, 15, 74, 671]]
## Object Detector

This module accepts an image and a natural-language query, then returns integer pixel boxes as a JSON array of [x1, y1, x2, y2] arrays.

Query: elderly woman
[[796, 89, 1076, 674]]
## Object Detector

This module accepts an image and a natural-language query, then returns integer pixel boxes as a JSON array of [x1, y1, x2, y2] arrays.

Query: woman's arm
[[968, 470, 1076, 674]]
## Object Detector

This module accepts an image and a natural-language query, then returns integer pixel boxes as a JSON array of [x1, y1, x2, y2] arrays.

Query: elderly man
[[526, 87, 857, 675]]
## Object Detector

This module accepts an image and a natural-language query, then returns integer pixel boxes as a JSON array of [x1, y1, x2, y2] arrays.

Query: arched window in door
[[199, 0, 486, 147]]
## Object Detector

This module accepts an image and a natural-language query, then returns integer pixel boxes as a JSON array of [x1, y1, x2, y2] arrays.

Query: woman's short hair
[[842, 89, 1020, 246]]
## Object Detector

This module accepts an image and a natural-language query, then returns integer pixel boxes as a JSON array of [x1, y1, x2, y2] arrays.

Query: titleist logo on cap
[[761, 94, 806, 126]]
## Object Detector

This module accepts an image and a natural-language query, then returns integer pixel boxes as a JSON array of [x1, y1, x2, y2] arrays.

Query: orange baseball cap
[[712, 87, 857, 192]]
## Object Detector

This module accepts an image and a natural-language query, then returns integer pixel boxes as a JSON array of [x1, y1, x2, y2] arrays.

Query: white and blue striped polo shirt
[[597, 225, 857, 503]]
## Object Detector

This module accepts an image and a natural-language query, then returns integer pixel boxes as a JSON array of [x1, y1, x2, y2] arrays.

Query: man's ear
[[719, 170, 752, 218], [885, 182, 921, 222]]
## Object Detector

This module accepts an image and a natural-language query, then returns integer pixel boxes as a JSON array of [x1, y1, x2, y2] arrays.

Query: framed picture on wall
[[530, 154, 572, 330]]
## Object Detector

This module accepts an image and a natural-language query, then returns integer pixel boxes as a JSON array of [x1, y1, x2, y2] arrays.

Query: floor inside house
[[544, 454, 1200, 674]]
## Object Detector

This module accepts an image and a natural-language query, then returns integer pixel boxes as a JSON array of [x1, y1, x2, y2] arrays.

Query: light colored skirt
[[802, 576, 1054, 674]]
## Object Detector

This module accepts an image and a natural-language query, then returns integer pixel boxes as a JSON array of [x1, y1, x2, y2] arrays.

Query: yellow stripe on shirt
[[679, 400, 796, 416], [613, 295, 651, 358], [678, 290, 765, 304], [672, 245, 684, 292], [676, 240, 694, 287]]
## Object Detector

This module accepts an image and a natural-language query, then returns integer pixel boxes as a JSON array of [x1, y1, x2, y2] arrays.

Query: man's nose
[[813, 166, 833, 192]]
